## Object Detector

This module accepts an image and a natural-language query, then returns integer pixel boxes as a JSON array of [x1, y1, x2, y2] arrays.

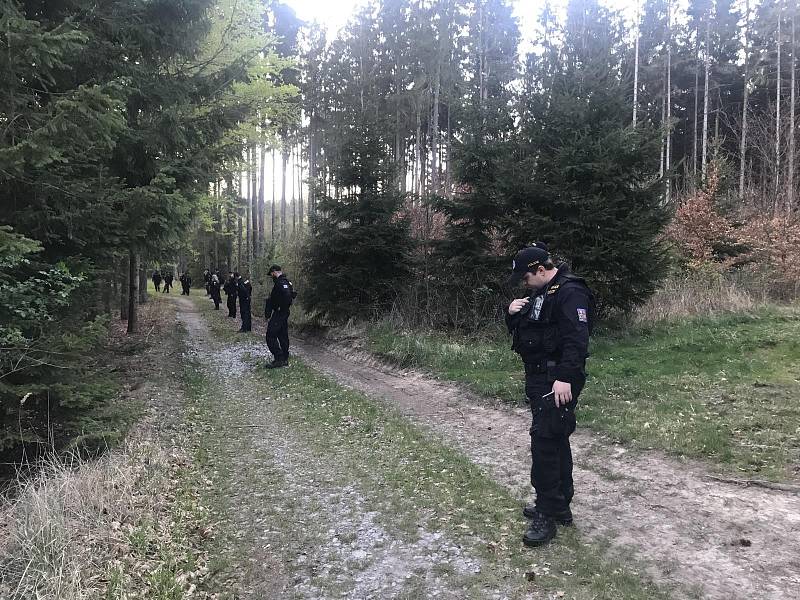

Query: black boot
[[523, 503, 573, 526], [522, 510, 557, 547]]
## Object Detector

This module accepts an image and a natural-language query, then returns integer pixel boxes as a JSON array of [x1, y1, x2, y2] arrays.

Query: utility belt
[[524, 360, 557, 376]]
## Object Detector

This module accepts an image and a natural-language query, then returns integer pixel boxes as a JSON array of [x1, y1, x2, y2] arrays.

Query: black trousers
[[525, 374, 583, 518], [153, 281, 161, 292], [226, 294, 237, 317], [266, 313, 289, 361], [239, 299, 251, 331]]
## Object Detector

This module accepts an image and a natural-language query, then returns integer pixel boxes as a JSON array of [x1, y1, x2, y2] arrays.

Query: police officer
[[203, 269, 211, 296], [152, 270, 162, 292], [505, 243, 594, 547], [223, 272, 237, 318], [180, 272, 192, 295], [209, 273, 222, 310], [264, 265, 295, 368], [236, 272, 253, 332], [162, 272, 173, 293]]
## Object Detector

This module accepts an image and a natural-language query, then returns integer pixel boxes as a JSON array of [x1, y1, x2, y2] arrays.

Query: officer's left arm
[[551, 285, 591, 387]]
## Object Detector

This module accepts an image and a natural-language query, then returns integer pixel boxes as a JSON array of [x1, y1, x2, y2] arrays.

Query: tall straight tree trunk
[[258, 141, 266, 250], [281, 145, 288, 238], [701, 15, 711, 181], [665, 0, 672, 203], [789, 8, 797, 212], [119, 255, 129, 321], [693, 26, 700, 179], [250, 143, 258, 258], [127, 250, 139, 334], [431, 62, 441, 194], [740, 0, 752, 202], [138, 267, 148, 304], [297, 144, 304, 229], [245, 146, 252, 271], [414, 98, 422, 198], [272, 148, 277, 238], [238, 170, 244, 271], [632, 0, 640, 127], [776, 1, 783, 207], [659, 89, 666, 178]]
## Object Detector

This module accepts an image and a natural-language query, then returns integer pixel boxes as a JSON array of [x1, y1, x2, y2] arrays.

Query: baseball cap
[[268, 264, 282, 274], [506, 243, 550, 287]]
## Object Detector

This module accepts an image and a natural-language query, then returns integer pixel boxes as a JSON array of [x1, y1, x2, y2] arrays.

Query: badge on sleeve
[[577, 308, 588, 323]]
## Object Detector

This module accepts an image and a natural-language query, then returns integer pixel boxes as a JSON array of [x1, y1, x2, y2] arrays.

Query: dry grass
[[0, 423, 213, 599], [0, 433, 178, 599], [630, 270, 767, 325]]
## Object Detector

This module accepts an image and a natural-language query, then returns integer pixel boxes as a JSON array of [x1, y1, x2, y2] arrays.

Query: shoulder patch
[[283, 284, 289, 288], [577, 308, 588, 323]]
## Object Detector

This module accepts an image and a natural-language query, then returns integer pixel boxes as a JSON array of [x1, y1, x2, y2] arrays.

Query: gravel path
[[290, 336, 800, 600]]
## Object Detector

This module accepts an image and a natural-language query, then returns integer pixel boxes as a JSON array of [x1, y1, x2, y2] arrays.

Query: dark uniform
[[209, 276, 222, 310], [223, 275, 237, 318], [237, 275, 253, 332], [203, 269, 211, 296], [180, 273, 192, 295], [163, 273, 173, 293], [505, 245, 594, 547], [152, 271, 162, 292], [265, 270, 294, 367]]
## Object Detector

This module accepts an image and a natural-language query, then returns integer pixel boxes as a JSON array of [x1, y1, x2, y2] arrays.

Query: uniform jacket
[[265, 274, 293, 319], [237, 278, 252, 302], [505, 265, 593, 385]]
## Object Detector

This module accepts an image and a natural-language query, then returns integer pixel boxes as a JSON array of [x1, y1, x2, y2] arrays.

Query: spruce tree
[[507, 0, 669, 313], [303, 119, 415, 320]]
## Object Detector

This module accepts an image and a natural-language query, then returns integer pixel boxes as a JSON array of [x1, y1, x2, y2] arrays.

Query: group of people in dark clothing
[[151, 270, 174, 293]]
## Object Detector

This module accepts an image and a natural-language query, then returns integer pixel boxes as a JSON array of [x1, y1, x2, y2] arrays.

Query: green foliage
[[303, 122, 415, 320], [504, 0, 669, 313], [366, 307, 800, 480]]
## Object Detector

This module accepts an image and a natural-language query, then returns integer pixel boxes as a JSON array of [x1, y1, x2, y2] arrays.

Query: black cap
[[268, 264, 282, 274], [506, 243, 550, 287]]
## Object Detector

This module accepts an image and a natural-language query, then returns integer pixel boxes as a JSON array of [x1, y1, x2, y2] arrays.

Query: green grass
[[366, 308, 800, 480], [250, 361, 670, 600]]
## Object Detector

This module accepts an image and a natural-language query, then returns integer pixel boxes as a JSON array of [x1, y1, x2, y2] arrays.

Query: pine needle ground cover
[[366, 308, 800, 481]]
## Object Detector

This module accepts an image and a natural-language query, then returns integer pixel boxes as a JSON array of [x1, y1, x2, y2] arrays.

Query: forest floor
[[7, 292, 798, 599], [183, 292, 800, 600]]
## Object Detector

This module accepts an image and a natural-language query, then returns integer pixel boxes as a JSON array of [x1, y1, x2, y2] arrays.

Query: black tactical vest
[[511, 271, 592, 364]]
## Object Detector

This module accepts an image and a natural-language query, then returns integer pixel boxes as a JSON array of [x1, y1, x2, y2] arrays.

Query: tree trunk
[[788, 7, 796, 213], [259, 141, 266, 249], [298, 143, 304, 229], [103, 268, 113, 315], [739, 0, 751, 202], [245, 146, 252, 271], [138, 267, 147, 304], [776, 1, 783, 207], [431, 61, 441, 194], [119, 255, 129, 321], [632, 0, 640, 127], [127, 250, 139, 334], [238, 170, 244, 271], [665, 0, 672, 203], [281, 145, 288, 238], [250, 143, 258, 258], [414, 97, 422, 198], [693, 26, 700, 179], [701, 15, 711, 181], [272, 148, 277, 238]]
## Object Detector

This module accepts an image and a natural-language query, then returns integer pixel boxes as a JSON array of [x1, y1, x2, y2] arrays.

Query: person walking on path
[[152, 270, 162, 292]]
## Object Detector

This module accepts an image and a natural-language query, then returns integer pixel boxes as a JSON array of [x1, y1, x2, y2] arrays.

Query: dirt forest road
[[173, 295, 800, 599], [290, 338, 800, 600]]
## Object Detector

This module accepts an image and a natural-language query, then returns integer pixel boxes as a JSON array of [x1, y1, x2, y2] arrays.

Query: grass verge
[[194, 296, 672, 599], [365, 307, 800, 480]]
